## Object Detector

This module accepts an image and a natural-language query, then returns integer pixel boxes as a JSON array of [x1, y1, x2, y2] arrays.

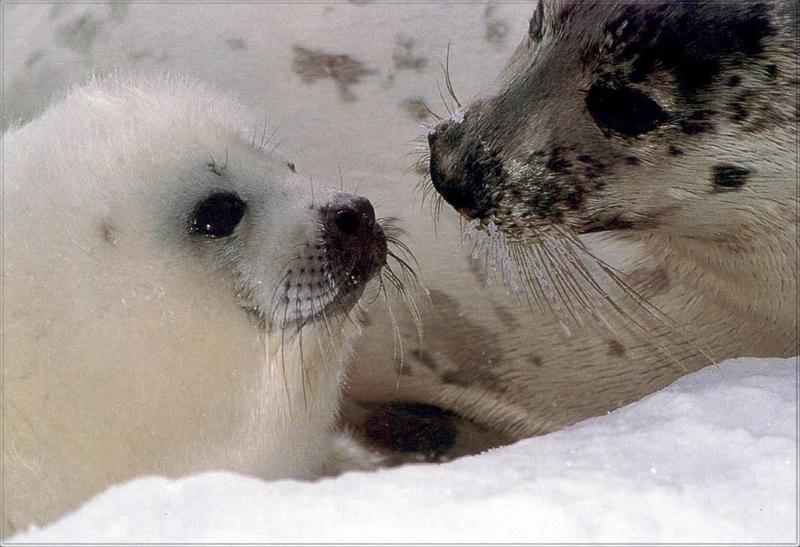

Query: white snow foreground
[[11, 356, 797, 543]]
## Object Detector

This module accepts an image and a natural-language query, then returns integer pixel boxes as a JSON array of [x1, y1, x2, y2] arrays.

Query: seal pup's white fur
[[2, 75, 380, 534]]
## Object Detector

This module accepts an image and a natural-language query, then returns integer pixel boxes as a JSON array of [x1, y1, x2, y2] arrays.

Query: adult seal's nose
[[428, 147, 485, 218], [426, 118, 491, 219], [427, 127, 438, 148]]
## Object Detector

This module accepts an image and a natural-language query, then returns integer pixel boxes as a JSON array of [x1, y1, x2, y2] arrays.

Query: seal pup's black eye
[[529, 1, 545, 42], [585, 84, 668, 137], [188, 192, 247, 239]]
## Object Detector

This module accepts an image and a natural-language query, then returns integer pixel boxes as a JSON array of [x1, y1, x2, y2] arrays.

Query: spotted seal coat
[[347, 0, 797, 460]]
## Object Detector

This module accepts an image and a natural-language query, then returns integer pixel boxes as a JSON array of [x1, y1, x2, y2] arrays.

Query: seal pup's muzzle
[[271, 192, 387, 329]]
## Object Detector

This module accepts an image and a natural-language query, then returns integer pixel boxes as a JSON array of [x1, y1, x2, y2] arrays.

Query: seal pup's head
[[2, 74, 393, 532], [426, 0, 796, 243]]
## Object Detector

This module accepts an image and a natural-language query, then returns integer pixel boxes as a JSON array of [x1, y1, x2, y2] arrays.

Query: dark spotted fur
[[428, 1, 796, 237]]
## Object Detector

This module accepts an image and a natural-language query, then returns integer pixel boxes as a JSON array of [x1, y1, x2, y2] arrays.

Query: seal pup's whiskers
[[374, 217, 425, 380]]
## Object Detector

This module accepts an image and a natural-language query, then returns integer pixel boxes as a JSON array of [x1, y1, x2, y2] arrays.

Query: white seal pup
[[2, 76, 388, 534]]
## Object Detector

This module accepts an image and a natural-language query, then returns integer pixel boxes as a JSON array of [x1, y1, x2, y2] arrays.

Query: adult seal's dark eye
[[188, 192, 247, 239], [529, 1, 544, 42], [586, 84, 668, 138]]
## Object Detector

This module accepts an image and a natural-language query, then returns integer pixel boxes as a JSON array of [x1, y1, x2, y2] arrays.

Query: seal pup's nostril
[[321, 192, 387, 304], [353, 195, 376, 227], [335, 209, 361, 236], [325, 193, 377, 238]]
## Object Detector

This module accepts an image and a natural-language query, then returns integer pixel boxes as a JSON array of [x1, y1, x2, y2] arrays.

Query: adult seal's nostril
[[426, 118, 492, 219], [428, 150, 488, 219]]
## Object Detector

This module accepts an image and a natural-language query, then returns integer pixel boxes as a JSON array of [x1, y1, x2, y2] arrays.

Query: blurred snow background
[[3, 2, 797, 543], [11, 357, 797, 543]]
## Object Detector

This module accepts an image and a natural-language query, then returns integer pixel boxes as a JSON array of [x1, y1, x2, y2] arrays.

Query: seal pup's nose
[[326, 193, 376, 238], [322, 192, 386, 284]]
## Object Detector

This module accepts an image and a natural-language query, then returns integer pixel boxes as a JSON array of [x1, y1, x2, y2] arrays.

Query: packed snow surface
[[11, 356, 797, 544]]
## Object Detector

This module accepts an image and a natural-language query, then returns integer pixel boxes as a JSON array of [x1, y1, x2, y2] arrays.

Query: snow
[[11, 356, 797, 544]]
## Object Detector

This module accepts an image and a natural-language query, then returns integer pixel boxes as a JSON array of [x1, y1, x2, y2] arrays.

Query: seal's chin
[[248, 226, 388, 332], [319, 228, 388, 322]]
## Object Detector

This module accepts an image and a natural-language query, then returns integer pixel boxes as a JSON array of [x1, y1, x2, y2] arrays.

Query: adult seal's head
[[2, 75, 387, 534], [341, 0, 797, 464], [427, 0, 796, 242]]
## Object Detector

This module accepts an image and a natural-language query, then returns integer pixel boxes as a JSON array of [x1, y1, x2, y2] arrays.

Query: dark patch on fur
[[764, 63, 778, 79], [292, 45, 376, 101], [492, 303, 520, 329], [581, 216, 636, 234], [607, 339, 626, 357], [577, 154, 607, 180], [726, 74, 742, 87], [527, 354, 544, 368], [712, 164, 752, 189], [441, 368, 505, 392], [545, 147, 572, 173], [524, 176, 565, 221], [520, 149, 608, 216], [411, 348, 439, 371], [680, 109, 717, 135], [729, 91, 752, 122], [563, 184, 586, 211], [625, 156, 640, 165], [609, 2, 777, 99], [629, 267, 671, 297], [362, 403, 457, 458], [668, 145, 684, 157], [396, 363, 414, 377]]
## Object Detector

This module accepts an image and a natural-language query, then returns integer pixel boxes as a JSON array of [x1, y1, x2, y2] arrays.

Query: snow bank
[[11, 356, 797, 544]]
